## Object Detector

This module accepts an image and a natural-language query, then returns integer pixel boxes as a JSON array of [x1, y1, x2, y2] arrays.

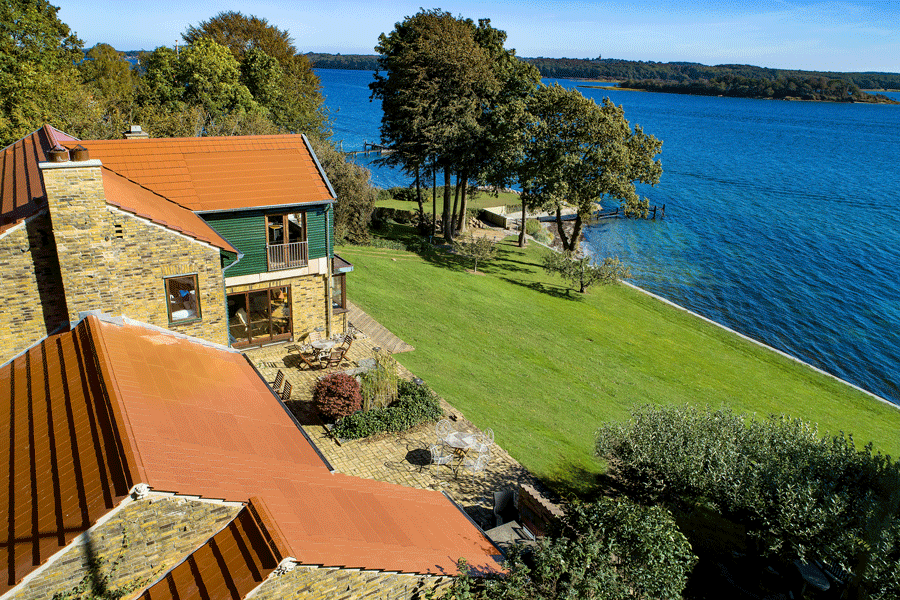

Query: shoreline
[[535, 220, 900, 412]]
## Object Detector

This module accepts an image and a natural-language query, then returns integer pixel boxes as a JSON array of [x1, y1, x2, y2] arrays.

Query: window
[[266, 213, 308, 270], [332, 274, 347, 313], [166, 274, 201, 323]]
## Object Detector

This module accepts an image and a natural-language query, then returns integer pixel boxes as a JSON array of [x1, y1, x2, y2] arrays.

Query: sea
[[315, 68, 900, 407]]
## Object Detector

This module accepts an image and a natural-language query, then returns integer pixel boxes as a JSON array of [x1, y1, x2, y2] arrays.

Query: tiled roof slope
[[1, 315, 501, 594], [137, 503, 281, 600], [90, 317, 501, 576], [0, 322, 136, 594], [0, 125, 78, 234], [64, 135, 335, 213], [101, 168, 237, 252]]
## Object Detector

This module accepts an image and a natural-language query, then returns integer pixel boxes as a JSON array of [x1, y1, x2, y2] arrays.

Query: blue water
[[317, 69, 900, 406]]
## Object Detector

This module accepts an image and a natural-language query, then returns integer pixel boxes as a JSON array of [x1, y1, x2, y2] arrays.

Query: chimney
[[47, 146, 69, 162], [71, 145, 90, 162], [123, 125, 149, 140]]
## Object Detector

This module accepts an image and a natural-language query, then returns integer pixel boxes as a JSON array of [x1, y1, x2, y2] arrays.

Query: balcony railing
[[267, 241, 308, 271]]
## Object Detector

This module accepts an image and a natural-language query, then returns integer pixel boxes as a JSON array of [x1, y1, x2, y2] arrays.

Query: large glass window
[[332, 274, 347, 313], [166, 274, 201, 323], [267, 213, 307, 270], [228, 286, 291, 347]]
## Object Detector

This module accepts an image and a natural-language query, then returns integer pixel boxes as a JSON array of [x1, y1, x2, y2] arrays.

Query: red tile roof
[[101, 168, 237, 252], [0, 125, 78, 234], [64, 135, 335, 213], [0, 316, 501, 594], [0, 322, 135, 594]]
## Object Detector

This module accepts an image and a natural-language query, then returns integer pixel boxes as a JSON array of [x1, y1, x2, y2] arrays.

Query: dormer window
[[267, 213, 308, 270]]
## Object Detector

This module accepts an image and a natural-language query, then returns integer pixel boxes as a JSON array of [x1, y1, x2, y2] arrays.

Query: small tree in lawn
[[542, 250, 630, 293], [453, 233, 497, 273]]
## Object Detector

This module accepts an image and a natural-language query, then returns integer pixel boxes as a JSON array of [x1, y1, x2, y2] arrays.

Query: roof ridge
[[80, 315, 149, 485]]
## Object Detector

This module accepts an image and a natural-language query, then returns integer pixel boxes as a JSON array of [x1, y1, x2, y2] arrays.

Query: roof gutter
[[194, 199, 333, 216]]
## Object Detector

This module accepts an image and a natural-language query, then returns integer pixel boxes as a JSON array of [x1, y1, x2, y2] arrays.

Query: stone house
[[0, 125, 351, 364], [0, 313, 502, 599]]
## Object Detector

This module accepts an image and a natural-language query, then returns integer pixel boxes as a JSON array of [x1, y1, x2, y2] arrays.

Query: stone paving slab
[[243, 331, 546, 530]]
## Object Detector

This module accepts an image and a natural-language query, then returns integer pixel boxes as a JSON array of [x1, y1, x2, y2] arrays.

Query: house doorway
[[228, 286, 291, 348]]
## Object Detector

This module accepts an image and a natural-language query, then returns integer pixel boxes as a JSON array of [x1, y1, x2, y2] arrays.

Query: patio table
[[311, 339, 336, 360]]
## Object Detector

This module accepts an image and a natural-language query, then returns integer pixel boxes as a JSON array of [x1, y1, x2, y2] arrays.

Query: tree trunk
[[457, 170, 469, 233], [431, 166, 437, 239], [570, 213, 584, 254], [555, 206, 572, 251], [415, 165, 424, 229], [443, 168, 453, 243], [518, 184, 527, 247], [451, 175, 461, 238]]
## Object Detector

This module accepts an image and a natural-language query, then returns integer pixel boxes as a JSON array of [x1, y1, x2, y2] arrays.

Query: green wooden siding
[[204, 206, 332, 278]]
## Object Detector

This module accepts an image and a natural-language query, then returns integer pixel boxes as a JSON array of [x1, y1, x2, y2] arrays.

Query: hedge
[[332, 379, 442, 439]]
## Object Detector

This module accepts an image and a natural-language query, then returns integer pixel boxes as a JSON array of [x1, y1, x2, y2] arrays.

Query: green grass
[[338, 227, 900, 497], [375, 188, 522, 214]]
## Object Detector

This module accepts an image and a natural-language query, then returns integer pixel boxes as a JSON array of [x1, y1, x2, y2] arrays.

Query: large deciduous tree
[[523, 85, 663, 252], [183, 11, 328, 137], [372, 9, 515, 243], [0, 0, 84, 145]]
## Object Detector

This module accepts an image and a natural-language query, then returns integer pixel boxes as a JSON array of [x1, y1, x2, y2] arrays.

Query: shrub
[[359, 349, 399, 410], [525, 218, 542, 236], [543, 251, 630, 293], [596, 404, 900, 597], [313, 373, 362, 421], [332, 379, 442, 439]]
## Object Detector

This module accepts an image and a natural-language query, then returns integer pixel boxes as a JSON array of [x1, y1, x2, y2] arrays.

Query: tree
[[596, 405, 900, 599], [522, 85, 663, 252], [78, 43, 134, 103], [176, 37, 258, 118], [443, 499, 696, 600], [0, 0, 84, 145], [371, 9, 501, 243], [452, 233, 497, 273], [183, 11, 328, 136], [542, 251, 630, 293]]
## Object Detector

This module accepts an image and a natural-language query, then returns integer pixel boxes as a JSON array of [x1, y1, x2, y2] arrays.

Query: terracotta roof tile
[[101, 168, 236, 252], [0, 125, 78, 234], [65, 135, 334, 213]]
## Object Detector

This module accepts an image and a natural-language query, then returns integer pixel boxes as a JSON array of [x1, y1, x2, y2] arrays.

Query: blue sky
[[54, 0, 900, 72]]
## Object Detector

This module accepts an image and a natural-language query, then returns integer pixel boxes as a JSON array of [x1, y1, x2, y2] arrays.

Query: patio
[[243, 324, 550, 531]]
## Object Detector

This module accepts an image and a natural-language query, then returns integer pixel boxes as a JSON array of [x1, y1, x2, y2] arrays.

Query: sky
[[53, 0, 900, 73]]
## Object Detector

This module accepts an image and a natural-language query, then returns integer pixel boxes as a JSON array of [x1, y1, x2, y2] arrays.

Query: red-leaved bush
[[313, 373, 362, 421]]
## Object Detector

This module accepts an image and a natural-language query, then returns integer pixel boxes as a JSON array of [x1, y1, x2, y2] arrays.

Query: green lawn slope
[[338, 230, 900, 496]]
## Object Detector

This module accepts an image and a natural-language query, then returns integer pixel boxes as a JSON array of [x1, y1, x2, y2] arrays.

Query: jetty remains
[[343, 141, 394, 156]]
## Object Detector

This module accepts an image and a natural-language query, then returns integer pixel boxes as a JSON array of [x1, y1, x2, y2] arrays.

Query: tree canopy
[[521, 85, 662, 252]]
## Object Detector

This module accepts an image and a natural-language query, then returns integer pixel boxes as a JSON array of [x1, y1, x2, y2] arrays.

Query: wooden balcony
[[267, 241, 308, 271]]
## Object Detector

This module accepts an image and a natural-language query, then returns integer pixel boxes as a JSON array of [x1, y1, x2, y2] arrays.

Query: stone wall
[[40, 162, 227, 346], [9, 496, 241, 600], [0, 212, 69, 363], [252, 565, 452, 600]]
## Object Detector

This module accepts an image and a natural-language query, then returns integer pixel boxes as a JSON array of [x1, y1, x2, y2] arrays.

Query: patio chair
[[435, 419, 454, 440], [324, 341, 352, 369], [462, 447, 491, 480], [473, 428, 494, 453], [270, 370, 285, 392], [280, 381, 292, 402], [429, 444, 453, 467], [296, 350, 320, 371]]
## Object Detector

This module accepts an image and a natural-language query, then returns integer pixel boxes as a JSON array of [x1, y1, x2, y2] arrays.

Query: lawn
[[375, 188, 522, 214], [337, 227, 900, 497]]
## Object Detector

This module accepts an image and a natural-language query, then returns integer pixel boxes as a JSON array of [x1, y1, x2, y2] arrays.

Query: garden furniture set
[[431, 419, 494, 478]]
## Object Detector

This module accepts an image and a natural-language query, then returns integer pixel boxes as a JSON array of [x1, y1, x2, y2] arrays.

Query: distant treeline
[[618, 75, 899, 104], [302, 52, 900, 91]]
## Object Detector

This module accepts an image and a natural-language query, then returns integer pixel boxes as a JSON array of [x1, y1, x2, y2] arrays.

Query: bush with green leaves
[[312, 373, 362, 421], [542, 251, 630, 293], [596, 404, 900, 598], [359, 349, 399, 410], [452, 233, 497, 273], [332, 379, 441, 439], [525, 218, 542, 236], [443, 498, 696, 600]]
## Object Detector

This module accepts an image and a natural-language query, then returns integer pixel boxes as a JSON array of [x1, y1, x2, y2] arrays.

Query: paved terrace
[[244, 316, 544, 530]]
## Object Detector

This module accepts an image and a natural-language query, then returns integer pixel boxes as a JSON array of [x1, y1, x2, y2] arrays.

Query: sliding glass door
[[227, 286, 291, 348]]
